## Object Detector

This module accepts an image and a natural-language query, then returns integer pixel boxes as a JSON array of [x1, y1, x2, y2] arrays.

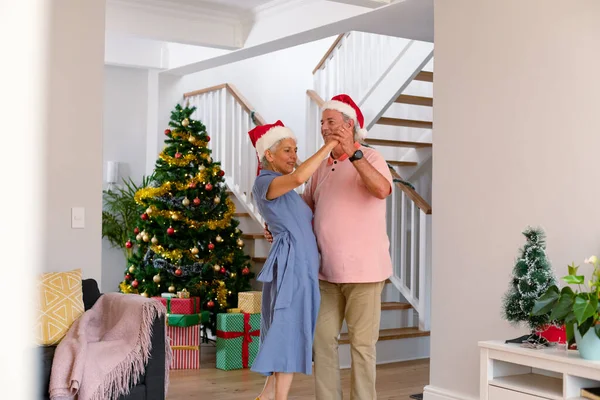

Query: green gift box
[[216, 312, 261, 370], [167, 311, 210, 327]]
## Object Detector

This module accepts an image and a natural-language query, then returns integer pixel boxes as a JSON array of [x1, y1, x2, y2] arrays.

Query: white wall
[[42, 0, 105, 285], [175, 38, 334, 160], [427, 2, 600, 399], [102, 66, 150, 292]]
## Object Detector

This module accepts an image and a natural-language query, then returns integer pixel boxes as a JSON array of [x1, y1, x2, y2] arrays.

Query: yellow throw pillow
[[35, 268, 84, 346]]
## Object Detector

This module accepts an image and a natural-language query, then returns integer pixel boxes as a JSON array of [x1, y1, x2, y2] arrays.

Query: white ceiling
[[158, 0, 278, 12]]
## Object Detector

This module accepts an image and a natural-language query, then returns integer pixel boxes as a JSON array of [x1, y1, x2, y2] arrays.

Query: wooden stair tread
[[387, 160, 418, 167], [241, 233, 265, 239], [415, 71, 433, 82], [365, 138, 432, 148], [376, 117, 432, 129], [339, 327, 430, 344], [395, 94, 433, 107], [234, 212, 250, 217], [381, 301, 413, 311], [251, 257, 267, 263]]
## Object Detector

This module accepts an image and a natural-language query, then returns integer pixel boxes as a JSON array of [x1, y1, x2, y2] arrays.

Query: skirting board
[[423, 385, 478, 400]]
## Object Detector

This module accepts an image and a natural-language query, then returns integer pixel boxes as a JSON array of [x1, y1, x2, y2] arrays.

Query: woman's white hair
[[260, 139, 285, 169]]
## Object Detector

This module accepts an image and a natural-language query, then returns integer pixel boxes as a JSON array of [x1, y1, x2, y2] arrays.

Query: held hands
[[330, 124, 356, 156]]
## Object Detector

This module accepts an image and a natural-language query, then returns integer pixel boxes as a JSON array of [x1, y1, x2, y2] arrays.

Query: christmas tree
[[119, 103, 255, 337], [502, 227, 557, 331]]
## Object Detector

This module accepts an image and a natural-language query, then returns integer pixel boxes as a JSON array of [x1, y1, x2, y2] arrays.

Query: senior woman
[[247, 121, 337, 400]]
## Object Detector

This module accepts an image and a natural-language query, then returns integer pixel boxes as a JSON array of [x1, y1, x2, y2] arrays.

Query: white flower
[[584, 255, 599, 265]]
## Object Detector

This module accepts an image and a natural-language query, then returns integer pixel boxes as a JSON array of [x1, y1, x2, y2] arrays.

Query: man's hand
[[330, 123, 356, 157], [264, 223, 273, 243]]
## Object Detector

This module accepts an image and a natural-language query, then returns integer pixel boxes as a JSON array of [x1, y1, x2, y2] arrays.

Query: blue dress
[[250, 169, 320, 376]]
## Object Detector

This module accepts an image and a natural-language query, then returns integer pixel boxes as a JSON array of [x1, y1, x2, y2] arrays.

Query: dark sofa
[[38, 279, 166, 400]]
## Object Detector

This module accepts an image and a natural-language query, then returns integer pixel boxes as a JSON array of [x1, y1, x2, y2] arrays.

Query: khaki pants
[[313, 280, 385, 400]]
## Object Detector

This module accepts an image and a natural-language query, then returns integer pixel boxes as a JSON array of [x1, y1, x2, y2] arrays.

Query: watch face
[[351, 150, 363, 161]]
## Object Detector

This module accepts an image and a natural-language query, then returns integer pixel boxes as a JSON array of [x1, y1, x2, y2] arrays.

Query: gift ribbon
[[216, 313, 260, 368], [172, 345, 200, 351]]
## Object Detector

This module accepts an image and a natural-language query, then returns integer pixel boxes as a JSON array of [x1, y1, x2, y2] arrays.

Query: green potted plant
[[532, 255, 600, 360], [102, 176, 152, 260]]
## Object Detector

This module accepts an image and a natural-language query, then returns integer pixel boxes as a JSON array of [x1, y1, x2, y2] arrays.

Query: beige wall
[[428, 1, 600, 399], [42, 0, 105, 284]]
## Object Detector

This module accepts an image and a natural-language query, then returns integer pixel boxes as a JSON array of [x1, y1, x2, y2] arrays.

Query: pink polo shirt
[[302, 144, 393, 283]]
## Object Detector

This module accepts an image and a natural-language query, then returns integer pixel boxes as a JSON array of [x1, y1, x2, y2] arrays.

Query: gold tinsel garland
[[119, 281, 139, 294], [150, 245, 185, 261], [195, 280, 229, 308], [170, 130, 207, 144], [139, 198, 234, 232]]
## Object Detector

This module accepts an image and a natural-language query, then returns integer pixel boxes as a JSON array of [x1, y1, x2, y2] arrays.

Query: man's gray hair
[[341, 113, 363, 143], [260, 139, 284, 169]]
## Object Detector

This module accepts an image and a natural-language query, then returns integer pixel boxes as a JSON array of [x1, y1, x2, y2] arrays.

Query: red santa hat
[[321, 94, 368, 140], [248, 120, 297, 158]]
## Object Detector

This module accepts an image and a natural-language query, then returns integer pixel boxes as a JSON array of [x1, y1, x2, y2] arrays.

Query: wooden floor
[[167, 344, 429, 399]]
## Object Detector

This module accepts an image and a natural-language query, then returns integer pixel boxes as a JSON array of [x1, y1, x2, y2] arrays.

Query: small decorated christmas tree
[[502, 227, 557, 332], [119, 103, 255, 337]]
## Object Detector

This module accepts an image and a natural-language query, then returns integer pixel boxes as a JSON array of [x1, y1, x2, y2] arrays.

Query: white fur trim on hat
[[321, 100, 367, 140], [255, 126, 296, 157]]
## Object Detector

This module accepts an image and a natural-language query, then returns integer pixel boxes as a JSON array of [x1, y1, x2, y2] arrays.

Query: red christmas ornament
[[193, 197, 201, 205], [218, 170, 225, 177], [174, 268, 183, 277], [208, 243, 215, 250], [242, 267, 250, 275], [189, 181, 197, 188], [167, 227, 175, 236], [205, 183, 213, 191], [125, 273, 132, 281], [164, 129, 171, 135], [207, 300, 215, 308], [220, 267, 226, 274], [141, 213, 149, 221], [125, 240, 133, 249], [134, 227, 140, 234], [132, 279, 139, 288], [206, 136, 211, 142], [175, 152, 182, 159]]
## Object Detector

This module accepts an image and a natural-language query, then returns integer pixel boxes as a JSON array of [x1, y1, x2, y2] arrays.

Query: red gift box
[[153, 296, 201, 314], [167, 325, 200, 369]]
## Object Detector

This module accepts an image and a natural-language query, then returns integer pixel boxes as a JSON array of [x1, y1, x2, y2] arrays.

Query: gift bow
[[216, 312, 260, 368]]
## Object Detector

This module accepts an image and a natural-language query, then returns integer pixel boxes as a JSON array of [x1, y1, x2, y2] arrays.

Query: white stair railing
[[184, 84, 266, 226], [306, 89, 432, 331], [313, 32, 415, 104]]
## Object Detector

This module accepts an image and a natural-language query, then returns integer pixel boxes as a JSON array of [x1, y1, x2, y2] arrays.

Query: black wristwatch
[[349, 149, 364, 162]]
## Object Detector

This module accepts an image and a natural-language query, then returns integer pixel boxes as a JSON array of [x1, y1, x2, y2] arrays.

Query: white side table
[[479, 340, 600, 399]]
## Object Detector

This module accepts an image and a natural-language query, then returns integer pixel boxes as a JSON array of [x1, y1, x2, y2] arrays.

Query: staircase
[[308, 31, 434, 365], [183, 30, 434, 366]]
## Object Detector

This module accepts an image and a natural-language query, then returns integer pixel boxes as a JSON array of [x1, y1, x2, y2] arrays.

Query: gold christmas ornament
[[237, 238, 245, 248], [182, 118, 189, 127], [182, 197, 190, 206], [214, 197, 221, 204], [136, 234, 142, 241], [168, 285, 176, 293], [191, 247, 199, 255], [188, 136, 196, 143], [143, 235, 150, 242], [146, 207, 152, 214], [153, 274, 161, 283], [141, 292, 149, 298], [230, 272, 236, 278], [207, 156, 212, 163], [213, 264, 221, 272], [129, 265, 136, 273], [171, 213, 179, 221], [216, 235, 223, 243], [198, 165, 205, 171], [151, 236, 158, 245]]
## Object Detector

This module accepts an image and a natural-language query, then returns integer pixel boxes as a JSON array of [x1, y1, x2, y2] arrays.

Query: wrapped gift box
[[154, 296, 201, 315], [237, 291, 262, 314], [167, 325, 200, 369], [167, 311, 210, 327], [216, 312, 261, 370]]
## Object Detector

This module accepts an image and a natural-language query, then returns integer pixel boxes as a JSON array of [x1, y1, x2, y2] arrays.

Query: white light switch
[[71, 207, 85, 229]]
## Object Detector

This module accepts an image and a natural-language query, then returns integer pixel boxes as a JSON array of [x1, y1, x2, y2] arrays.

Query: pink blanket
[[49, 293, 171, 400]]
